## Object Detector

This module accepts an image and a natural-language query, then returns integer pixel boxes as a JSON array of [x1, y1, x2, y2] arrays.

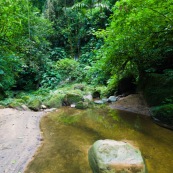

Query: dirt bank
[[0, 108, 45, 173], [110, 94, 150, 116]]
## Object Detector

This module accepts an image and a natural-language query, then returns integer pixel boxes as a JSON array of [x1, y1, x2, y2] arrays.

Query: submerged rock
[[102, 98, 108, 103], [88, 139, 146, 173]]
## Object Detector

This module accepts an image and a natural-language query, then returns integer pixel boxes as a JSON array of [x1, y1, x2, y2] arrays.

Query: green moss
[[44, 94, 65, 108], [151, 104, 173, 126], [20, 95, 31, 102], [9, 99, 25, 108], [63, 93, 83, 105], [28, 99, 42, 111], [75, 101, 88, 110]]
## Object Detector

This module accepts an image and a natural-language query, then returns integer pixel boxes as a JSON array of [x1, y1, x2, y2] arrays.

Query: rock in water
[[88, 139, 146, 173], [94, 100, 104, 104], [108, 96, 118, 102]]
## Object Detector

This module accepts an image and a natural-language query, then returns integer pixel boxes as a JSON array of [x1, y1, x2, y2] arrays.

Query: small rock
[[70, 104, 76, 108], [20, 105, 30, 111], [108, 96, 118, 102], [94, 100, 104, 104], [41, 105, 47, 109], [44, 108, 57, 112]]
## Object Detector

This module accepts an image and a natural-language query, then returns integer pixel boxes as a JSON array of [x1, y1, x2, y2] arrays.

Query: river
[[25, 107, 173, 173]]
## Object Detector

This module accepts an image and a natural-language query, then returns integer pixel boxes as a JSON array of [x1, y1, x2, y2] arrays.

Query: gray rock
[[44, 108, 57, 112], [108, 96, 118, 102], [94, 100, 104, 104], [88, 139, 146, 173], [83, 94, 93, 101], [21, 104, 30, 111]]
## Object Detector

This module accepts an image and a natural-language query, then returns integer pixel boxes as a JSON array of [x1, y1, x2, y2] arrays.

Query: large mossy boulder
[[44, 94, 65, 108], [88, 139, 146, 173], [63, 93, 83, 106], [28, 99, 42, 111]]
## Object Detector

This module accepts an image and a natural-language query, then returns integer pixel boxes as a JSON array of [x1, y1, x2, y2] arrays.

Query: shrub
[[141, 73, 173, 106], [106, 74, 118, 96], [40, 70, 61, 89], [56, 58, 86, 82], [151, 104, 173, 126]]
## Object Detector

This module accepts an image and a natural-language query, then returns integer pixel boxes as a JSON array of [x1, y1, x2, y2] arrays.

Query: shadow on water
[[25, 107, 173, 173]]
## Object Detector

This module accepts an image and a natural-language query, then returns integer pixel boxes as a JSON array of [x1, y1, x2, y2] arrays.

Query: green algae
[[25, 107, 173, 173]]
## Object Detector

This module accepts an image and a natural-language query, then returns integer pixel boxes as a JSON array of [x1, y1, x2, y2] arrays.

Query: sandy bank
[[0, 108, 45, 173]]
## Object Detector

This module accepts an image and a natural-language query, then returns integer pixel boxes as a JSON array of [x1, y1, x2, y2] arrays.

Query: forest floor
[[110, 94, 151, 116], [0, 108, 45, 173]]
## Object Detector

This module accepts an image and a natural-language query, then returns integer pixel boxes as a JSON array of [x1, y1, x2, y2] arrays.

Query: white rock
[[88, 139, 146, 173], [94, 100, 104, 104], [41, 105, 47, 109], [108, 96, 118, 102], [70, 104, 76, 108]]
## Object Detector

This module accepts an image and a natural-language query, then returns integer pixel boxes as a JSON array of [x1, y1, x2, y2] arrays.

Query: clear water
[[25, 107, 173, 173]]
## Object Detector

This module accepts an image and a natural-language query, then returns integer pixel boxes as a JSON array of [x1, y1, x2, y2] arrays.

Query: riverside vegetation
[[0, 1, 173, 172], [0, 0, 173, 127]]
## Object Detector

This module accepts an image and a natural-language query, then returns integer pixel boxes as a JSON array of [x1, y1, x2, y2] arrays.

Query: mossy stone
[[28, 99, 42, 111], [9, 99, 25, 108], [76, 101, 88, 109], [44, 94, 65, 108], [63, 93, 83, 106]]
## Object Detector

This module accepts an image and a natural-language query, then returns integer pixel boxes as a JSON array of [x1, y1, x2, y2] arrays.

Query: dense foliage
[[0, 0, 173, 126]]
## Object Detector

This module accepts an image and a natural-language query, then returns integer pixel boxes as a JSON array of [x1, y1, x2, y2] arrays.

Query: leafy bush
[[56, 58, 85, 82], [0, 54, 22, 91], [141, 73, 173, 106], [40, 70, 61, 89], [106, 74, 118, 96], [50, 47, 67, 61], [151, 104, 173, 126]]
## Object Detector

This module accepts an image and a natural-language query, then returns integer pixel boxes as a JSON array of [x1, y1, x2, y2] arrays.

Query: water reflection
[[25, 107, 173, 173]]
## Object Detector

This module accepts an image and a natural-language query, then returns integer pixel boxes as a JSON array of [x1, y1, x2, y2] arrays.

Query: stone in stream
[[108, 96, 118, 102], [88, 139, 146, 173], [94, 100, 104, 104]]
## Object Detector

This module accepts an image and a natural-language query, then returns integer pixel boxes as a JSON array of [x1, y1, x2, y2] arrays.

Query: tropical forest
[[0, 0, 173, 173]]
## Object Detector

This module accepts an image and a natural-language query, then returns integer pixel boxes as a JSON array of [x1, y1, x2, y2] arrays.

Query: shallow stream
[[25, 107, 173, 173]]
